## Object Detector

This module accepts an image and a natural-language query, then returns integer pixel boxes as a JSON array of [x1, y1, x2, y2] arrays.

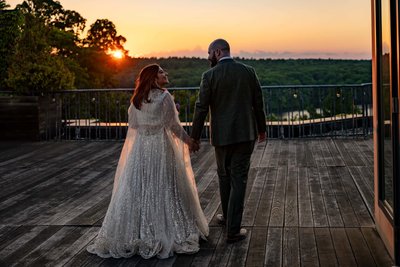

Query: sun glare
[[111, 50, 124, 59]]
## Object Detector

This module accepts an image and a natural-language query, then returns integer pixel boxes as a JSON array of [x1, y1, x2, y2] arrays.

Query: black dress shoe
[[226, 228, 247, 243], [216, 214, 226, 226]]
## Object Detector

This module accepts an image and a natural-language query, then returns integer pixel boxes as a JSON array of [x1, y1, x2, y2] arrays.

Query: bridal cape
[[87, 89, 209, 259]]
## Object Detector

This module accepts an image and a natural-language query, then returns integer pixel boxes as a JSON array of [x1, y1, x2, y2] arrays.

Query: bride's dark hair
[[131, 64, 161, 110]]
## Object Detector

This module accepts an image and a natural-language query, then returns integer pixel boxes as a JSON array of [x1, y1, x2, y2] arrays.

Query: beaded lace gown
[[87, 89, 209, 259]]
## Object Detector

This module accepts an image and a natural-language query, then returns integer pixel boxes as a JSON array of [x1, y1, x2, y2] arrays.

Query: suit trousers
[[214, 140, 255, 235]]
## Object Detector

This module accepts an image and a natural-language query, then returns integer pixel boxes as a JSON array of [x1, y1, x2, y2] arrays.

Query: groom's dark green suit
[[191, 58, 266, 236]]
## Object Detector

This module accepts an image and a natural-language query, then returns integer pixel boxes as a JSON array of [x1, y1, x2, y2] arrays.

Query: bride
[[87, 64, 209, 259]]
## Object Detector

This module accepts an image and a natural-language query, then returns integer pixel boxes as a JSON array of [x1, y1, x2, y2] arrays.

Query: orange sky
[[7, 0, 372, 59]]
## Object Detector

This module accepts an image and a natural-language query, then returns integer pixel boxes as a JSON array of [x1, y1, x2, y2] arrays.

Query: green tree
[[18, 0, 86, 52], [0, 6, 23, 90], [78, 47, 118, 88], [17, 0, 85, 35], [1, 0, 130, 92], [6, 13, 74, 94], [77, 19, 128, 89], [85, 19, 127, 54], [0, 0, 10, 9], [5, 0, 90, 92]]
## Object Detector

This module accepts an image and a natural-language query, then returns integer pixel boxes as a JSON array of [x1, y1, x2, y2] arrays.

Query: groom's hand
[[258, 132, 266, 143], [189, 138, 201, 152]]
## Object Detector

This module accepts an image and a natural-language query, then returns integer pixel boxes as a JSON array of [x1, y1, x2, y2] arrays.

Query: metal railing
[[263, 83, 372, 138], [2, 83, 372, 140]]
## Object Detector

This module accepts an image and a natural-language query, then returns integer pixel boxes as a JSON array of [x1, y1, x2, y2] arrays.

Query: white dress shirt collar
[[218, 56, 233, 62]]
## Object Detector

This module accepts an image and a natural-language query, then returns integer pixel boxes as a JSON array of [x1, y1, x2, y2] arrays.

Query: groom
[[191, 39, 266, 243]]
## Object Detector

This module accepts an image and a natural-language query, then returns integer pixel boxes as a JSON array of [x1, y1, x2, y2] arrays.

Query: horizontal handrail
[[0, 83, 373, 140], [0, 83, 373, 95]]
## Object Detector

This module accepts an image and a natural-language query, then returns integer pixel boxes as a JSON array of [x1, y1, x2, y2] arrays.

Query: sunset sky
[[7, 0, 372, 59]]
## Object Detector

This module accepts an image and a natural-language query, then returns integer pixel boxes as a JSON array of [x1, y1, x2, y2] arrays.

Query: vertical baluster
[[362, 86, 367, 137], [352, 87, 356, 137], [116, 97, 120, 140], [185, 93, 189, 134], [319, 88, 323, 137], [264, 88, 269, 138], [280, 88, 283, 139], [105, 92, 109, 140], [95, 92, 99, 140], [368, 84, 373, 135], [66, 94, 71, 140], [341, 87, 344, 136], [88, 93, 92, 140]]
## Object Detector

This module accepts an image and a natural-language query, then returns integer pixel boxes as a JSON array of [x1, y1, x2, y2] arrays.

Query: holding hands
[[189, 138, 200, 152], [258, 132, 266, 143]]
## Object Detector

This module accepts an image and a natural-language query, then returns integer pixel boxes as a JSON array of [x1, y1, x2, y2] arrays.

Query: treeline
[[115, 57, 372, 88]]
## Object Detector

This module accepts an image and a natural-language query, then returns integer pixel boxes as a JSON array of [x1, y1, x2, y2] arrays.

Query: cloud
[[142, 46, 206, 58], [236, 50, 371, 60], [140, 47, 371, 60]]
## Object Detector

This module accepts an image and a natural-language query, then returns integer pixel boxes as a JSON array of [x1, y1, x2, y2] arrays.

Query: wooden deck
[[0, 139, 393, 267]]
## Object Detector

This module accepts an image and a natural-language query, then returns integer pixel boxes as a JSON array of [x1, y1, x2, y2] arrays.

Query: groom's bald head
[[208, 39, 231, 67], [209, 39, 230, 54]]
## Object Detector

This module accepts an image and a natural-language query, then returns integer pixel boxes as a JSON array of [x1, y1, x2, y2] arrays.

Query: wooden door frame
[[372, 0, 400, 263]]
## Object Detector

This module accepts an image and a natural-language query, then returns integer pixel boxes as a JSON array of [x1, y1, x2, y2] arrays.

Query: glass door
[[379, 0, 393, 214], [373, 0, 399, 263]]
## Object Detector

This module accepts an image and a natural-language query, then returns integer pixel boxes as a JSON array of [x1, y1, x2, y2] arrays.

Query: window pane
[[380, 0, 393, 210]]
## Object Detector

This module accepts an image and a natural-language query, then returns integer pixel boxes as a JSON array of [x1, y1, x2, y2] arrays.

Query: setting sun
[[111, 50, 124, 59]]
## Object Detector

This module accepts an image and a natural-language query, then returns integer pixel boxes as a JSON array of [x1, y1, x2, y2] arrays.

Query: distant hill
[[113, 57, 371, 88]]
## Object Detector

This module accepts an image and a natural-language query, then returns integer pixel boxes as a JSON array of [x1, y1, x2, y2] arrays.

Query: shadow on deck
[[0, 139, 393, 266]]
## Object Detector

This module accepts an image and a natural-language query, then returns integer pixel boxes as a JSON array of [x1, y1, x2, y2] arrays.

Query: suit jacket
[[191, 58, 266, 146]]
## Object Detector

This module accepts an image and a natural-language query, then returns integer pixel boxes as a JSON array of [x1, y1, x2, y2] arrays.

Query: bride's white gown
[[87, 89, 209, 259]]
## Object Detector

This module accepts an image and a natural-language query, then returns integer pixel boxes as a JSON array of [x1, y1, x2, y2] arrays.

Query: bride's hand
[[188, 138, 200, 152]]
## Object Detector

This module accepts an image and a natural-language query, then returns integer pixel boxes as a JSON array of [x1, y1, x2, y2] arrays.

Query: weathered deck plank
[[331, 228, 358, 266], [245, 227, 267, 267], [269, 166, 287, 227], [299, 228, 319, 267], [253, 167, 276, 227], [298, 167, 313, 227], [346, 228, 376, 267], [0, 139, 394, 266], [314, 228, 337, 267], [265, 227, 283, 267], [282, 227, 300, 267], [310, 166, 329, 227]]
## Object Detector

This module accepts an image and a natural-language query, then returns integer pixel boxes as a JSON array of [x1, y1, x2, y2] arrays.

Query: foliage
[[17, 0, 86, 37], [2, 0, 83, 93], [85, 19, 127, 54], [0, 0, 10, 9], [76, 48, 119, 88], [244, 58, 371, 85], [1, 0, 128, 93], [6, 13, 74, 94], [0, 8, 24, 90], [114, 57, 371, 89]]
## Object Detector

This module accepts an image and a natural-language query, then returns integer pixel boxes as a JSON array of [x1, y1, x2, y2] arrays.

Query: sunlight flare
[[111, 50, 124, 59]]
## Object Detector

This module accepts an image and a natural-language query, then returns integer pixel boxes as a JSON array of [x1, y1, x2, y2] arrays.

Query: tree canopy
[[0, 0, 10, 9], [86, 19, 127, 54], [1, 0, 127, 93]]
